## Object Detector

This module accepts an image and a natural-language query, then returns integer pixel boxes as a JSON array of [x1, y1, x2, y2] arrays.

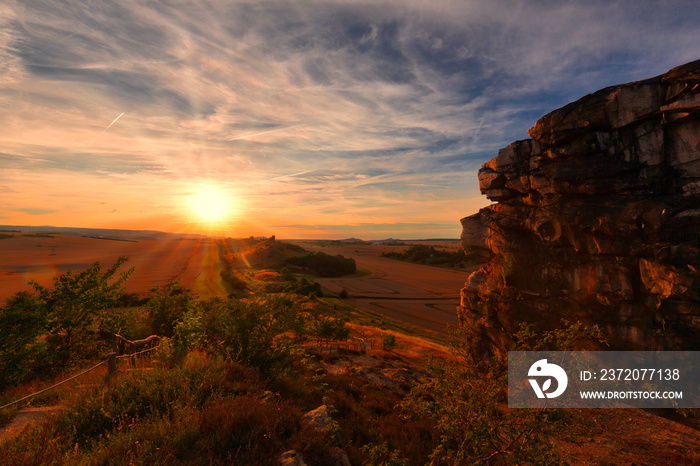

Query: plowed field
[[0, 234, 221, 303]]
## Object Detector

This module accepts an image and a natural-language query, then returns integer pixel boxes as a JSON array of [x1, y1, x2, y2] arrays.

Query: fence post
[[106, 352, 117, 380]]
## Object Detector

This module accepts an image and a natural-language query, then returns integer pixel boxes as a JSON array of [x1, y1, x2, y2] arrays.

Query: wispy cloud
[[1, 0, 699, 237], [228, 125, 302, 141]]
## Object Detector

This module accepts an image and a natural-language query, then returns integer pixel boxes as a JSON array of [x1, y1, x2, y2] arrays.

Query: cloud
[[17, 208, 58, 215], [1, 0, 699, 237]]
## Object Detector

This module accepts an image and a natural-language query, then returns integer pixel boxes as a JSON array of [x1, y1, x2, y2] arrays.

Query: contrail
[[106, 112, 125, 129], [87, 112, 125, 147], [270, 168, 318, 181], [228, 125, 300, 141]]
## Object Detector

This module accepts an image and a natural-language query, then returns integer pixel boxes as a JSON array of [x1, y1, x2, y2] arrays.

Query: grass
[[0, 352, 297, 465], [1, 347, 432, 465], [194, 244, 228, 298], [3, 309, 699, 465]]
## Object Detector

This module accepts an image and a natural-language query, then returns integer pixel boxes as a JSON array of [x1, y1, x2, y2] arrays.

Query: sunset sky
[[2, 1, 699, 239]]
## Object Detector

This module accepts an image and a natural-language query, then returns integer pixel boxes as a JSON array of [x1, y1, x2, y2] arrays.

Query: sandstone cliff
[[460, 59, 700, 353]]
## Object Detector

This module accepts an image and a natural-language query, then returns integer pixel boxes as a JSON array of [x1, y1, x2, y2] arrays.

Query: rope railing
[[0, 360, 108, 411], [0, 334, 161, 411], [115, 345, 159, 359]]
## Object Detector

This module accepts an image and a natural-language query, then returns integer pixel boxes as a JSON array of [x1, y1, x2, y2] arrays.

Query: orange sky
[[1, 1, 696, 239]]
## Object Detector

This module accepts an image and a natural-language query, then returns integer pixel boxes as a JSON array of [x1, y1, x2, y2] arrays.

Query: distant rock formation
[[460, 59, 700, 353]]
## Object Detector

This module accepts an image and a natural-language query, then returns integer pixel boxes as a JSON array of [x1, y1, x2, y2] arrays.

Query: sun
[[189, 187, 231, 223]]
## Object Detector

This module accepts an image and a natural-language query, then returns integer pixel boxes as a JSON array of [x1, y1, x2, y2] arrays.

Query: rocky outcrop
[[460, 60, 700, 353]]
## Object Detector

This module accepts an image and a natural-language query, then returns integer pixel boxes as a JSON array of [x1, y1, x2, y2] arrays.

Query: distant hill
[[0, 225, 177, 241]]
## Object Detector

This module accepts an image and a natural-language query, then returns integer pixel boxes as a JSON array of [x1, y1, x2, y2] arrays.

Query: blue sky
[[1, 0, 699, 238]]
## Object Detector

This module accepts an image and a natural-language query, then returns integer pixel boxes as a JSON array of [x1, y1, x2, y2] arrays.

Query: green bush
[[381, 334, 397, 351], [361, 442, 408, 466], [175, 295, 309, 377], [219, 269, 248, 292], [279, 266, 296, 282], [146, 281, 193, 337], [313, 317, 350, 341], [400, 321, 607, 465], [294, 278, 323, 297], [266, 277, 325, 297]]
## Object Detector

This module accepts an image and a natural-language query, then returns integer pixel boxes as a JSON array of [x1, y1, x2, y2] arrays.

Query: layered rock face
[[460, 60, 700, 353]]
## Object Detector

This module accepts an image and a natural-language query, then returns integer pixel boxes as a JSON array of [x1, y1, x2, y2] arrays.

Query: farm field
[[0, 233, 220, 303], [1, 233, 476, 335], [291, 241, 478, 333]]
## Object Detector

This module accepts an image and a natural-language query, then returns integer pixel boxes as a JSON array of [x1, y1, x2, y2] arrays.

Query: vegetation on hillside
[[0, 257, 434, 464], [284, 251, 357, 277], [382, 244, 479, 269], [401, 321, 608, 464], [1, 252, 697, 465], [218, 237, 355, 284]]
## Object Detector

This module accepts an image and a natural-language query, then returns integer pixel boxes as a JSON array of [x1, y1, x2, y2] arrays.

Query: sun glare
[[189, 187, 231, 223]]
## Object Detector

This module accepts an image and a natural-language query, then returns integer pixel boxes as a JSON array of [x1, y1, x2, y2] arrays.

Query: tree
[[0, 292, 47, 389], [30, 256, 133, 357]]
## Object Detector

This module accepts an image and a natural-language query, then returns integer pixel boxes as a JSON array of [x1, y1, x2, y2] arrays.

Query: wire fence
[[0, 336, 160, 411]]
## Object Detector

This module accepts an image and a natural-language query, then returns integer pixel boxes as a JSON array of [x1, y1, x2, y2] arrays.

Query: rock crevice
[[460, 60, 700, 353]]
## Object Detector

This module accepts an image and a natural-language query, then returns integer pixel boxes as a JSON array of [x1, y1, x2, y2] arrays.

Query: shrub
[[0, 354, 284, 464], [146, 281, 193, 337], [400, 321, 607, 465], [313, 317, 350, 341], [279, 267, 296, 282], [219, 269, 248, 292], [294, 278, 324, 297], [361, 442, 408, 466], [175, 295, 309, 377], [382, 334, 397, 351]]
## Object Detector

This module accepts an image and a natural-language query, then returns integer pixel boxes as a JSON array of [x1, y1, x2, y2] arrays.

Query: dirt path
[[0, 406, 64, 446]]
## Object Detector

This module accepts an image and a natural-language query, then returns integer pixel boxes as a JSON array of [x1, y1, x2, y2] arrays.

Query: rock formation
[[460, 59, 700, 353]]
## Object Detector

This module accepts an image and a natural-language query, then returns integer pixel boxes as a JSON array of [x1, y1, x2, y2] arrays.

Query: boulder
[[278, 450, 308, 466], [301, 405, 333, 431]]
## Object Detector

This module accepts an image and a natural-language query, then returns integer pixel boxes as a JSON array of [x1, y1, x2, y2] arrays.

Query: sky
[[1, 0, 699, 239]]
